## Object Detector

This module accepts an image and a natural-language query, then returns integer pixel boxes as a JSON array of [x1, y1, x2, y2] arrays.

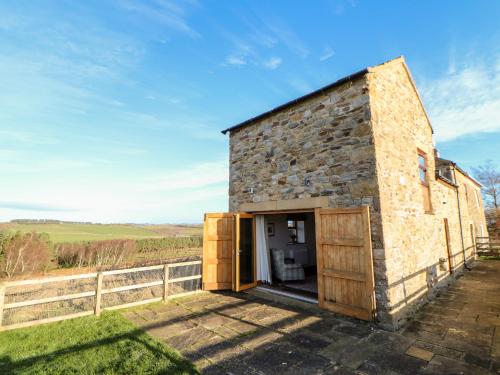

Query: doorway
[[202, 206, 376, 321], [257, 212, 318, 300]]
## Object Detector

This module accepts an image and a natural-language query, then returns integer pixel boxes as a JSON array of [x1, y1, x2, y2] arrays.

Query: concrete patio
[[124, 260, 500, 374]]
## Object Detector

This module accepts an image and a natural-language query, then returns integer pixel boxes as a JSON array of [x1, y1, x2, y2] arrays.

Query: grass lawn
[[0, 223, 202, 243], [480, 255, 500, 260], [0, 312, 198, 375]]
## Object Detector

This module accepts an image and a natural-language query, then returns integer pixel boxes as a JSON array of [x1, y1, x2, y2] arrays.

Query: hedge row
[[0, 231, 202, 278]]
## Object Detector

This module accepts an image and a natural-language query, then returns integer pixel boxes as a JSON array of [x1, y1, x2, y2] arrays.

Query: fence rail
[[0, 260, 202, 331], [476, 237, 500, 257]]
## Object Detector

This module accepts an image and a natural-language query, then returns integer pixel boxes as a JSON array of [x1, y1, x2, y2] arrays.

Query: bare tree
[[1, 232, 51, 278], [473, 160, 500, 208], [473, 161, 500, 237]]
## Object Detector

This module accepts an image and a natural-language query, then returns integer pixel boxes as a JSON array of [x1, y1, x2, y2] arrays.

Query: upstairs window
[[418, 149, 432, 213], [418, 153, 427, 184]]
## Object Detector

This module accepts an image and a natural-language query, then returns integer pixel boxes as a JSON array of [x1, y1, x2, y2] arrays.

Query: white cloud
[[0, 149, 18, 161], [289, 78, 313, 94], [263, 20, 309, 58], [114, 0, 199, 38], [226, 55, 247, 66], [319, 46, 335, 62], [263, 57, 282, 70], [420, 57, 500, 142], [219, 13, 309, 69], [140, 160, 228, 191], [248, 28, 278, 49], [328, 0, 357, 15], [0, 156, 95, 174], [0, 130, 59, 145]]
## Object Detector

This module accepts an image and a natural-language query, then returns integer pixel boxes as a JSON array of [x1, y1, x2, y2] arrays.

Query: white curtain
[[256, 215, 272, 284]]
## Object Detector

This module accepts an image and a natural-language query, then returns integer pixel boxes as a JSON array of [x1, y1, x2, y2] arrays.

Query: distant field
[[0, 222, 203, 243]]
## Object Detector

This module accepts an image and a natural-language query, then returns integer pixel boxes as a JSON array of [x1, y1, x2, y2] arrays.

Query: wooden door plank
[[319, 238, 365, 247], [315, 208, 325, 309], [323, 268, 366, 282], [323, 300, 371, 321]]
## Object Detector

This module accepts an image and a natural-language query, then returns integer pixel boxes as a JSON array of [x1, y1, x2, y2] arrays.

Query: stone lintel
[[239, 197, 329, 212]]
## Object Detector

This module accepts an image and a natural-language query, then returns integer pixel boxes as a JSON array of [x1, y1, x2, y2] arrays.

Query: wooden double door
[[202, 207, 376, 321], [202, 213, 257, 292]]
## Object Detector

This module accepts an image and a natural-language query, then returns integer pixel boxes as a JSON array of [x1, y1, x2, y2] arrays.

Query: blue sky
[[0, 1, 499, 223]]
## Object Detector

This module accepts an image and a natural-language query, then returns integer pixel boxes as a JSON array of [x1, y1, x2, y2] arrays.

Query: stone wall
[[228, 77, 375, 208], [367, 59, 488, 329]]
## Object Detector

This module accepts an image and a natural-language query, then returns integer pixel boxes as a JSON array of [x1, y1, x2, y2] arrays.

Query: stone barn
[[202, 56, 487, 330]]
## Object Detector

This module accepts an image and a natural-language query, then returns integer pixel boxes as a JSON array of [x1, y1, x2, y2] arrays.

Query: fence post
[[163, 264, 169, 302], [0, 283, 5, 330], [95, 272, 103, 316]]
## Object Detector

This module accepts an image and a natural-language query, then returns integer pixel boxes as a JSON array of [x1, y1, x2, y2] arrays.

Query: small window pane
[[418, 155, 426, 167], [419, 168, 426, 183], [296, 221, 305, 243], [287, 220, 294, 228]]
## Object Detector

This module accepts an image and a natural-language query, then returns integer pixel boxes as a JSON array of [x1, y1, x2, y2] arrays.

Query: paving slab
[[363, 349, 428, 374], [405, 346, 434, 361], [366, 330, 414, 353], [412, 339, 463, 360]]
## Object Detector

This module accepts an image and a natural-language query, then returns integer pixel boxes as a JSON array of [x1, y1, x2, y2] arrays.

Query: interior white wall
[[264, 213, 316, 266]]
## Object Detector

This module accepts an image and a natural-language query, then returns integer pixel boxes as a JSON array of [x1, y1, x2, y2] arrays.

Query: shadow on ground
[[124, 260, 500, 375]]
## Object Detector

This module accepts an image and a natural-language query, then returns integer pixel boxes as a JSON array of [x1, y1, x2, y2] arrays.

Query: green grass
[[480, 255, 500, 260], [0, 223, 202, 243], [0, 312, 197, 375]]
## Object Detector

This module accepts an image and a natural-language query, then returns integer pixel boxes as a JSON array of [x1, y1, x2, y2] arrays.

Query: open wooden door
[[315, 206, 376, 321], [202, 213, 234, 290], [202, 212, 257, 292], [234, 213, 257, 291]]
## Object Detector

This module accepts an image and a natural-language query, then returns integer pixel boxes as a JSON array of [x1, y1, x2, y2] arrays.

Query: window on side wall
[[418, 149, 432, 213], [474, 189, 480, 208]]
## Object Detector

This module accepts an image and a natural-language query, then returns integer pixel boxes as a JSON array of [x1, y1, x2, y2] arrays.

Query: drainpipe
[[451, 165, 471, 271]]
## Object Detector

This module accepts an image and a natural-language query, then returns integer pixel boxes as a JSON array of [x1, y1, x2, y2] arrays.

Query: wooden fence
[[0, 260, 202, 331], [476, 237, 500, 257]]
